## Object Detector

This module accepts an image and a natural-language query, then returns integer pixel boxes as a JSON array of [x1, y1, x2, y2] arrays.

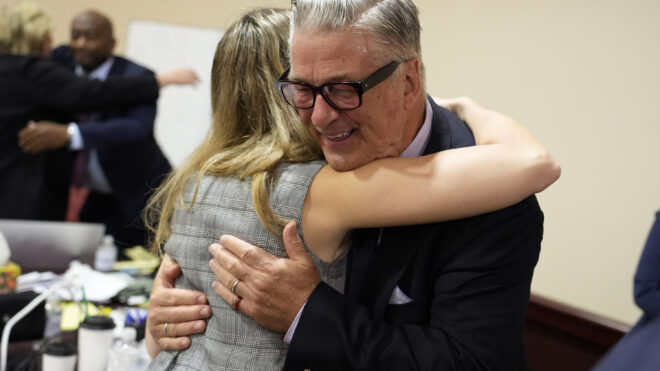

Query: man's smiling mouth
[[326, 130, 354, 142]]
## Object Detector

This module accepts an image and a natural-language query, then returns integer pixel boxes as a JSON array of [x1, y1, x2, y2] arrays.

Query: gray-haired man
[[148, 1, 543, 369]]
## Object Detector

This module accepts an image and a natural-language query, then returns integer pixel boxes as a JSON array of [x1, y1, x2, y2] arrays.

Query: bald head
[[70, 10, 115, 71]]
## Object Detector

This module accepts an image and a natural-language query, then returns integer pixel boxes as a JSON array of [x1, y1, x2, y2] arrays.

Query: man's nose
[[310, 93, 340, 131], [71, 37, 87, 48]]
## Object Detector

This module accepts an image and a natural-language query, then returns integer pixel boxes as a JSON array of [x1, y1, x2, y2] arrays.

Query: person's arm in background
[[18, 62, 196, 154], [145, 255, 211, 359], [19, 82, 157, 154], [25, 57, 196, 113], [634, 211, 660, 317], [17, 104, 155, 154]]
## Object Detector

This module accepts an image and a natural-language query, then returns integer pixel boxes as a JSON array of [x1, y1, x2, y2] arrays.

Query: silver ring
[[163, 322, 169, 336], [231, 279, 241, 294]]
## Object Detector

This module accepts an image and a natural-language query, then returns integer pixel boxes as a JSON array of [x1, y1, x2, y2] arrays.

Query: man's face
[[289, 30, 417, 171], [70, 14, 114, 71]]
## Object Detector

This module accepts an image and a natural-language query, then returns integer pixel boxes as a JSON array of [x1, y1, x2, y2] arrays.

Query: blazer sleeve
[[77, 104, 156, 149], [23, 57, 158, 113], [634, 211, 660, 316], [285, 196, 543, 371], [77, 67, 157, 149]]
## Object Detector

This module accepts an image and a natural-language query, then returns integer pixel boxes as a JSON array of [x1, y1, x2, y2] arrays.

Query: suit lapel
[[362, 225, 432, 319], [360, 98, 452, 317], [108, 57, 125, 77], [345, 229, 379, 299]]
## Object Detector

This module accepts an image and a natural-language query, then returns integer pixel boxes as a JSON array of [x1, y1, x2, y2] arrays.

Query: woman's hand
[[145, 255, 212, 359]]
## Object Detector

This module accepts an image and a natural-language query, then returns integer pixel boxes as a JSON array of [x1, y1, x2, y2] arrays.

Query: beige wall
[[420, 0, 660, 325], [17, 0, 291, 53], [22, 0, 660, 325]]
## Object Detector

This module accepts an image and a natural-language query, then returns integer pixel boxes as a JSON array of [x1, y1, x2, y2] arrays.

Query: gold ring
[[231, 279, 240, 294]]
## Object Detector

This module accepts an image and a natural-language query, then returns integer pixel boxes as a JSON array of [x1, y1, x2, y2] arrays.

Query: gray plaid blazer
[[149, 161, 346, 370]]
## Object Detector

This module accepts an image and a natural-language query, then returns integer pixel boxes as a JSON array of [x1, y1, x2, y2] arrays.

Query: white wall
[[31, 0, 660, 324]]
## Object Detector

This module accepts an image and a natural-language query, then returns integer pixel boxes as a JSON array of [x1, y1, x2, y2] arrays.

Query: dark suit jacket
[[632, 210, 660, 326], [0, 53, 159, 220], [593, 211, 660, 371], [52, 47, 171, 245], [284, 98, 543, 370], [593, 315, 660, 371]]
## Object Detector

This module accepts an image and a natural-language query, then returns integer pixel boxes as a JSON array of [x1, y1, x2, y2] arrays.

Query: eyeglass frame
[[274, 60, 402, 111]]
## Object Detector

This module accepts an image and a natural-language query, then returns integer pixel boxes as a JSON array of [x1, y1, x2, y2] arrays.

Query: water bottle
[[107, 327, 140, 371], [94, 235, 117, 272], [43, 294, 62, 339]]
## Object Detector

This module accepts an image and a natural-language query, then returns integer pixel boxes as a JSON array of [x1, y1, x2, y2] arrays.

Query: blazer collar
[[361, 97, 451, 316], [423, 96, 454, 155], [107, 56, 126, 77]]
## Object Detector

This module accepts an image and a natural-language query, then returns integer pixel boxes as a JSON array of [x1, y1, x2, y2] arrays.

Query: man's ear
[[402, 57, 422, 110]]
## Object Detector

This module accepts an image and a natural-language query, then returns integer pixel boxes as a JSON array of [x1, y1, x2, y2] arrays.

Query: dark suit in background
[[593, 211, 660, 371], [0, 53, 159, 220], [52, 46, 171, 250], [285, 98, 543, 370], [632, 210, 660, 327]]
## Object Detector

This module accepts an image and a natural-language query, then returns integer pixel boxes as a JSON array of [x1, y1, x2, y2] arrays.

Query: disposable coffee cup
[[77, 316, 116, 371], [42, 341, 77, 371]]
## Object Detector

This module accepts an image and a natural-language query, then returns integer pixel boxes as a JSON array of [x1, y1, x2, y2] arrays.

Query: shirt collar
[[400, 99, 433, 158], [75, 57, 115, 81]]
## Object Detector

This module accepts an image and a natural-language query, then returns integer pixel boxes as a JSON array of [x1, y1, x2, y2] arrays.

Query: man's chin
[[324, 153, 371, 171], [80, 63, 96, 71], [72, 57, 98, 71]]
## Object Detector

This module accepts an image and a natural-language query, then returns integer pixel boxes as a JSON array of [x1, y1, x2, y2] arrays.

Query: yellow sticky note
[[113, 246, 161, 275], [60, 302, 101, 331]]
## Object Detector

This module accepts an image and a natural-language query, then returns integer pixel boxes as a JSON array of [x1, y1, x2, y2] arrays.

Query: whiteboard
[[125, 20, 224, 167]]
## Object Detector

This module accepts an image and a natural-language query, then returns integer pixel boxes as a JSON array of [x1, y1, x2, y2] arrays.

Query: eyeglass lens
[[278, 60, 400, 110], [281, 83, 360, 110]]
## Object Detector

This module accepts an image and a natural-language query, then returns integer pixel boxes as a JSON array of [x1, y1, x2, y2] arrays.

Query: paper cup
[[77, 316, 116, 371], [42, 341, 77, 371]]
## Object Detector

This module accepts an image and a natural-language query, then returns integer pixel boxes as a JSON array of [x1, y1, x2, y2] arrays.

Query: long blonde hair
[[0, 2, 51, 55], [145, 8, 321, 253]]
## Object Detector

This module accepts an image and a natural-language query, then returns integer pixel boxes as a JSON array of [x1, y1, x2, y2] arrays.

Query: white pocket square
[[388, 285, 413, 305]]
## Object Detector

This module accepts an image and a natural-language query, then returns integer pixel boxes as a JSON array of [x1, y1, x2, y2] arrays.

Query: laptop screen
[[0, 219, 105, 273]]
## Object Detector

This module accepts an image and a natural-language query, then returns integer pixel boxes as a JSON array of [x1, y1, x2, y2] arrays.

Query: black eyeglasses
[[275, 60, 401, 111]]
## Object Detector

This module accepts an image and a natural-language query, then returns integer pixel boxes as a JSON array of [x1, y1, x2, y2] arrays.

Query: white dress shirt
[[68, 57, 115, 194]]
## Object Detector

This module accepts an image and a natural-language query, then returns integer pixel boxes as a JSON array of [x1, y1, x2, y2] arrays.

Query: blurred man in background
[[19, 10, 171, 254]]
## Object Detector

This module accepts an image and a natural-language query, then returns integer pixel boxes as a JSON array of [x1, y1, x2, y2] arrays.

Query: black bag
[[0, 291, 45, 342]]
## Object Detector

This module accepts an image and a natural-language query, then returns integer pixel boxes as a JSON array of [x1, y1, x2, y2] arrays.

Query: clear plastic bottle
[[107, 327, 140, 371], [43, 294, 62, 339], [94, 235, 117, 272]]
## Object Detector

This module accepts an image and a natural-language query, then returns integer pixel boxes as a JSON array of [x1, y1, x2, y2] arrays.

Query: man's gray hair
[[291, 0, 423, 72]]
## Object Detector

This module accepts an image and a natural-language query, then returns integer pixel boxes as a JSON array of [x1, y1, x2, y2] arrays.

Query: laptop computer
[[0, 219, 105, 273]]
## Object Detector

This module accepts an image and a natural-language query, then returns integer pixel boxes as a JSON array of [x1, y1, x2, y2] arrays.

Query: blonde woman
[[145, 7, 559, 370], [0, 2, 196, 220]]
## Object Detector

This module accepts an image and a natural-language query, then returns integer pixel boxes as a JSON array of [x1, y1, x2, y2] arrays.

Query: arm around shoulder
[[435, 96, 561, 192], [303, 98, 560, 256]]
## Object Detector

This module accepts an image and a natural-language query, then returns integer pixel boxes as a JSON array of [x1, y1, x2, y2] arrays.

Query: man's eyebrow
[[288, 71, 356, 84]]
